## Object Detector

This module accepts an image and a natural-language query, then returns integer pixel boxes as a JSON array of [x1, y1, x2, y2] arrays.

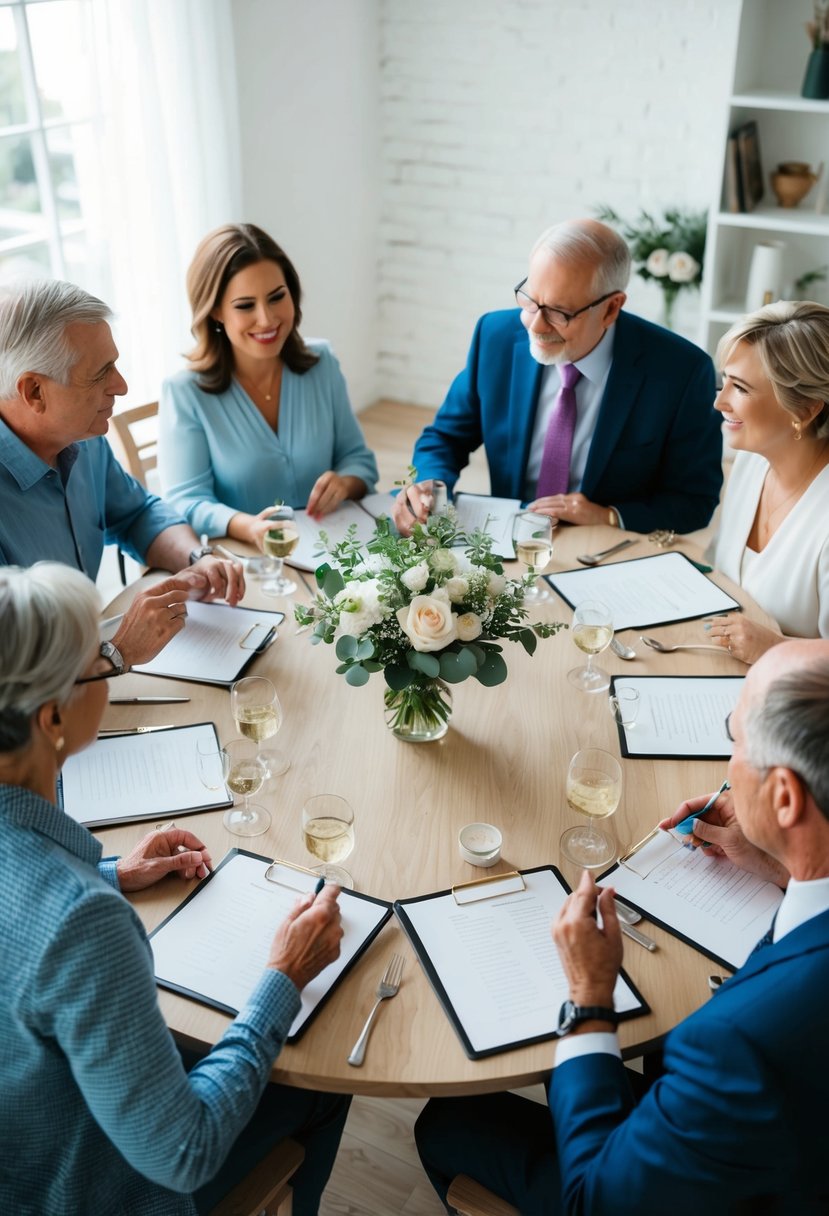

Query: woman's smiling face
[[212, 259, 296, 367], [716, 340, 793, 457]]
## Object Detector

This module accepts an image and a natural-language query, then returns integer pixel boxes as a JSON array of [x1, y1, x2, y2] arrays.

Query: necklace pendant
[[265, 393, 271, 401]]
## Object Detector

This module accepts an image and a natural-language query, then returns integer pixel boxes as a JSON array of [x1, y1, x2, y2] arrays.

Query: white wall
[[377, 0, 742, 406], [231, 0, 380, 410]]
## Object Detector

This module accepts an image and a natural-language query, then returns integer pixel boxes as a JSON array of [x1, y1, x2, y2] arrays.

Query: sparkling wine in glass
[[568, 599, 613, 692], [512, 510, 553, 602], [560, 747, 621, 869], [231, 675, 289, 777], [302, 794, 355, 888], [260, 506, 298, 596], [223, 738, 270, 837]]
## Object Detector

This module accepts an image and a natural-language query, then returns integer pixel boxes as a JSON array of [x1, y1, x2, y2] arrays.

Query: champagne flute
[[196, 734, 230, 793], [223, 738, 270, 837], [512, 510, 553, 602], [559, 747, 621, 869], [260, 506, 298, 596], [301, 794, 355, 887], [231, 676, 289, 777], [568, 599, 613, 692]]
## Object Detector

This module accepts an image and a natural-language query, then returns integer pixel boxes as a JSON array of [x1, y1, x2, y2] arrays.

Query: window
[[0, 0, 109, 298]]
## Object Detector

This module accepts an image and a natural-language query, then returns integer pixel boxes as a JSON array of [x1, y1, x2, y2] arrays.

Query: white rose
[[397, 594, 458, 652], [445, 576, 469, 603], [667, 251, 700, 284], [487, 572, 507, 597], [428, 547, 457, 576], [401, 561, 430, 592], [456, 612, 483, 641], [335, 579, 387, 636], [646, 248, 670, 277]]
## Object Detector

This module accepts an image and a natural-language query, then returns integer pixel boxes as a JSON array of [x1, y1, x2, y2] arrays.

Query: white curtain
[[92, 0, 242, 404]]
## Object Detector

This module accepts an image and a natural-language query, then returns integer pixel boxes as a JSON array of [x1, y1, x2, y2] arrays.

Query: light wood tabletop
[[95, 522, 772, 1097]]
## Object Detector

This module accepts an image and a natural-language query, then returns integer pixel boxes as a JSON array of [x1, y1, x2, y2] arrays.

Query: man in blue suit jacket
[[394, 220, 722, 537], [415, 638, 829, 1215]]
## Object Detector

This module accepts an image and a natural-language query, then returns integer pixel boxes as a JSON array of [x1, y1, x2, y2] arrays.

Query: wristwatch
[[607, 507, 620, 527], [556, 999, 619, 1038], [99, 640, 126, 676], [188, 544, 214, 565]]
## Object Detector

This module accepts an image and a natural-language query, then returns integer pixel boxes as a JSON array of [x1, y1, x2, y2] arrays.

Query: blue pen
[[313, 876, 326, 897], [675, 778, 731, 840]]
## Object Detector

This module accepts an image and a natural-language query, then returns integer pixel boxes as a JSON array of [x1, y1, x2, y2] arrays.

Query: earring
[[55, 736, 65, 752], [792, 420, 803, 441], [214, 321, 223, 334]]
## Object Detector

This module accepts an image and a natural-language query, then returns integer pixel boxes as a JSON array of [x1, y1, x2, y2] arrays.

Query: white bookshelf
[[699, 0, 829, 358]]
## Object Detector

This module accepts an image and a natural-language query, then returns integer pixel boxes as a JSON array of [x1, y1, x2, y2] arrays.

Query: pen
[[109, 697, 191, 704], [313, 876, 326, 897], [621, 922, 657, 952], [98, 725, 176, 735], [213, 543, 245, 563], [675, 778, 731, 837]]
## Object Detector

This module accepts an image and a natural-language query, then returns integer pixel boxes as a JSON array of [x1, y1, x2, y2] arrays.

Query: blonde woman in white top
[[708, 301, 829, 663]]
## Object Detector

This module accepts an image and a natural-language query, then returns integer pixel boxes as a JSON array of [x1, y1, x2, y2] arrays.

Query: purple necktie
[[535, 363, 582, 498]]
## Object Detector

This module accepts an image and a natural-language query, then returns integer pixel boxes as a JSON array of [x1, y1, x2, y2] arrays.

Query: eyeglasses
[[514, 278, 619, 329], [75, 667, 125, 685], [725, 712, 734, 742]]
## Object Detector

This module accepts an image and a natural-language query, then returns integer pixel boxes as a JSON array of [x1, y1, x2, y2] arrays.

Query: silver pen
[[620, 922, 657, 952], [98, 725, 176, 735]]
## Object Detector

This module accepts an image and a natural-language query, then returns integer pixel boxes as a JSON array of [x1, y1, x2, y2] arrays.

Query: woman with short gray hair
[[0, 562, 348, 1215], [706, 300, 829, 663]]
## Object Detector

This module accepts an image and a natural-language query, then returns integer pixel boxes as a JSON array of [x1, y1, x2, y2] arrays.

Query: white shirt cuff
[[554, 1031, 621, 1067]]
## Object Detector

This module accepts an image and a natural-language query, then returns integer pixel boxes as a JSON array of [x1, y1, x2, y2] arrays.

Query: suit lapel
[[508, 333, 543, 499], [581, 313, 646, 496]]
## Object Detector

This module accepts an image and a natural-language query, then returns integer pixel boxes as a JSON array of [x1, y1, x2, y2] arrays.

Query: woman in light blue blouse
[[159, 223, 379, 549], [0, 562, 348, 1215]]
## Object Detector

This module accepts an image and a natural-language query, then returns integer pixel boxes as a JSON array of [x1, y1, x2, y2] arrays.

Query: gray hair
[[532, 221, 631, 297], [0, 279, 112, 398], [744, 661, 829, 819], [0, 563, 100, 752], [717, 301, 829, 439]]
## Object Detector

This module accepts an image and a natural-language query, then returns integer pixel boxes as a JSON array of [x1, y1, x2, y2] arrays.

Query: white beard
[[528, 336, 567, 366]]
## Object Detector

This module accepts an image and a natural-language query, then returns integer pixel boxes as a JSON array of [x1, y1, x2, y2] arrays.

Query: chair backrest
[[446, 1174, 520, 1216], [208, 1137, 304, 1216], [109, 401, 159, 487]]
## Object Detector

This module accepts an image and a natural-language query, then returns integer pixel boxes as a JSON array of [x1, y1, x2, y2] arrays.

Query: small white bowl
[[458, 822, 502, 867]]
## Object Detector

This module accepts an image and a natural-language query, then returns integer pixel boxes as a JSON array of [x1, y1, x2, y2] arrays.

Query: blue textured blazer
[[412, 308, 722, 534], [550, 908, 829, 1215]]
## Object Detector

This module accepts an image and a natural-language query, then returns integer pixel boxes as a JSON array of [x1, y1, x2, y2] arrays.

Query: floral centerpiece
[[596, 204, 707, 330], [295, 508, 563, 742]]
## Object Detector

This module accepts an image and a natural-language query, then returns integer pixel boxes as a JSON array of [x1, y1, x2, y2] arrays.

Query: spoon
[[640, 636, 726, 654], [577, 538, 638, 566], [609, 637, 637, 660]]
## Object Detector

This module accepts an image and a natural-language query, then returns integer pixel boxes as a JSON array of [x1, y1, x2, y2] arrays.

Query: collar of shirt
[[571, 320, 616, 385], [0, 782, 102, 868], [773, 874, 829, 942], [0, 415, 79, 490]]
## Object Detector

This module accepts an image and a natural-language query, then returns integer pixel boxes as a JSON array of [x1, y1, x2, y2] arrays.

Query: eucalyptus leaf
[[475, 651, 508, 686], [439, 651, 470, 684], [408, 651, 441, 677], [355, 636, 375, 661], [455, 647, 479, 679], [385, 665, 415, 691], [345, 664, 370, 687], [335, 635, 358, 661], [519, 628, 538, 656]]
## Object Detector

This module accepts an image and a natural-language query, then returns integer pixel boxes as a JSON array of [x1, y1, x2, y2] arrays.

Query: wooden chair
[[446, 1174, 520, 1216], [208, 1138, 305, 1216], [109, 401, 159, 487]]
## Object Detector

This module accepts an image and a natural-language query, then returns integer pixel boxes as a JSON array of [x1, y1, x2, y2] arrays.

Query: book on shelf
[[736, 120, 764, 212], [724, 132, 745, 213]]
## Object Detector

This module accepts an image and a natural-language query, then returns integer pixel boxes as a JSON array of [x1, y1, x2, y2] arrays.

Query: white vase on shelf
[[745, 241, 786, 312]]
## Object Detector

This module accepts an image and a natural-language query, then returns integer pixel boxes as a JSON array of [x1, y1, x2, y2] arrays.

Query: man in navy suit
[[415, 638, 829, 1215], [393, 219, 722, 536]]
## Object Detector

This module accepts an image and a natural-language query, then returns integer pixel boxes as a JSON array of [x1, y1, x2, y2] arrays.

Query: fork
[[347, 954, 405, 1067]]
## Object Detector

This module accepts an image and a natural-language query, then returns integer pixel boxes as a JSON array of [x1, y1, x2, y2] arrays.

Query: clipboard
[[543, 551, 741, 631], [395, 865, 649, 1059], [58, 721, 233, 828], [610, 674, 745, 760], [133, 603, 284, 686], [149, 849, 393, 1042], [599, 834, 783, 972]]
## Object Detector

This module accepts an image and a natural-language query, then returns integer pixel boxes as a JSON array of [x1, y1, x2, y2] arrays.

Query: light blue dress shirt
[[0, 783, 300, 1215], [0, 419, 183, 578], [159, 342, 379, 536]]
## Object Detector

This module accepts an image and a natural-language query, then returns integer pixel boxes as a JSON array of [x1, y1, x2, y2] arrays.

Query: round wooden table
[[96, 523, 770, 1096]]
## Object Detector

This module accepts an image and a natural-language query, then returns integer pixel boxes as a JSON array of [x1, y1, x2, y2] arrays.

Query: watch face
[[557, 1000, 577, 1035]]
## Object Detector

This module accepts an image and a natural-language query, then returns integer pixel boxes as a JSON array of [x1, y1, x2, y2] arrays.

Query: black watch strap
[[556, 999, 619, 1038]]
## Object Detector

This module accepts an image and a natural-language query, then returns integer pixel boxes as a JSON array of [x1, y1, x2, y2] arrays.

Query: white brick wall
[[376, 0, 742, 408]]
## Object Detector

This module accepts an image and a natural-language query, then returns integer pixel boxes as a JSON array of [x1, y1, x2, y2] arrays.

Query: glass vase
[[384, 678, 453, 743]]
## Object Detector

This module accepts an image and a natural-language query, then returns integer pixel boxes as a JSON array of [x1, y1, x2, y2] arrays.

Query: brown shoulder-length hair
[[185, 223, 319, 393]]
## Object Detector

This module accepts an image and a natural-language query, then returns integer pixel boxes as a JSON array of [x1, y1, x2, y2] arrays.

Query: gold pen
[[98, 725, 176, 735]]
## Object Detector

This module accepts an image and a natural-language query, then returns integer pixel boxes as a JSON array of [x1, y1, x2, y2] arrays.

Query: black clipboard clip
[[451, 870, 526, 906], [239, 622, 277, 652]]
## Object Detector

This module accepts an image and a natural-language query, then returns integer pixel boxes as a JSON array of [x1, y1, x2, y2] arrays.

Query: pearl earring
[[55, 736, 65, 752], [214, 322, 223, 334]]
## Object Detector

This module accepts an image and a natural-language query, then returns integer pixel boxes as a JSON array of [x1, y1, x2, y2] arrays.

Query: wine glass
[[259, 506, 298, 596], [560, 748, 621, 869], [196, 734, 230, 794], [512, 510, 553, 602], [231, 675, 289, 777], [568, 599, 613, 692], [301, 794, 355, 887], [223, 738, 270, 837]]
